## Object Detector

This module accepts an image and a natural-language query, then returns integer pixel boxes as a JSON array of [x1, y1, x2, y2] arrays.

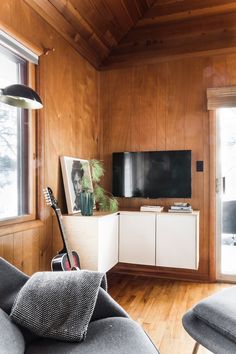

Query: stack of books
[[168, 203, 192, 213], [140, 205, 164, 212]]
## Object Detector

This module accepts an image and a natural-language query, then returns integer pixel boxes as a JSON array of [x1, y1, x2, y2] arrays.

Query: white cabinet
[[156, 212, 199, 270], [53, 213, 118, 272], [119, 212, 156, 265], [119, 211, 199, 270], [53, 210, 199, 272]]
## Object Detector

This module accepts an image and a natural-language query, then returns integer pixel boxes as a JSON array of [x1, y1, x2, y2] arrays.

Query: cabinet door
[[156, 214, 198, 269], [63, 216, 99, 271], [98, 214, 119, 272], [119, 213, 156, 265]]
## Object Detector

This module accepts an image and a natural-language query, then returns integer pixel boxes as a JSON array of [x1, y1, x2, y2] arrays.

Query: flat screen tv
[[112, 150, 192, 198]]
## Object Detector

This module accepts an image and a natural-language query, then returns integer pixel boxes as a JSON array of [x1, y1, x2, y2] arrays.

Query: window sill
[[0, 219, 44, 237]]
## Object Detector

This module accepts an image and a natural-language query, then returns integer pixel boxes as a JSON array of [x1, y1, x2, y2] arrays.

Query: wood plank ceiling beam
[[102, 8, 236, 68], [49, 0, 110, 59], [140, 0, 236, 24], [24, 0, 155, 68], [24, 0, 102, 67], [136, 1, 236, 27], [24, 0, 236, 68]]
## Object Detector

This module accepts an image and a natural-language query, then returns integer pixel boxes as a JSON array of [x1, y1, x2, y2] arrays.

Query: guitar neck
[[54, 208, 75, 269]]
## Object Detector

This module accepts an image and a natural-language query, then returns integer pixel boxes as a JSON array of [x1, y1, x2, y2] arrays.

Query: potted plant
[[81, 159, 118, 214]]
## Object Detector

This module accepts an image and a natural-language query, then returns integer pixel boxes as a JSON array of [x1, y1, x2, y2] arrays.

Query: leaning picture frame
[[60, 156, 93, 214]]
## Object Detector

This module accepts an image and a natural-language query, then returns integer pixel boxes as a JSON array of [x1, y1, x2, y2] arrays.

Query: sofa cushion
[[0, 257, 29, 314], [183, 310, 236, 354], [0, 308, 25, 354], [193, 286, 236, 342], [25, 317, 159, 354]]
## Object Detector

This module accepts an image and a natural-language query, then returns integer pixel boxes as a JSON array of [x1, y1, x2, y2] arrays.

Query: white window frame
[[0, 31, 38, 226]]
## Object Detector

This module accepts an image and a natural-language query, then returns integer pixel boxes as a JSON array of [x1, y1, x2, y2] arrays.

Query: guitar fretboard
[[55, 208, 75, 269]]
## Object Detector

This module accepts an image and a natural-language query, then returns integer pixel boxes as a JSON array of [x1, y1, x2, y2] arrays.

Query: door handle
[[222, 176, 226, 194]]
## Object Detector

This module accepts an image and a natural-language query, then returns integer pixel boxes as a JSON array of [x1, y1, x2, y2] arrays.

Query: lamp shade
[[0, 84, 43, 109]]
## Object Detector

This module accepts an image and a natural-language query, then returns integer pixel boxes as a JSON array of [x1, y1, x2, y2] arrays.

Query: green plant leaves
[[90, 159, 104, 183], [89, 159, 118, 213]]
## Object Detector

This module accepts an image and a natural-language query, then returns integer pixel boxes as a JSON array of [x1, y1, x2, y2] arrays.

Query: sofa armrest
[[0, 258, 29, 314], [0, 258, 128, 323], [91, 287, 129, 322]]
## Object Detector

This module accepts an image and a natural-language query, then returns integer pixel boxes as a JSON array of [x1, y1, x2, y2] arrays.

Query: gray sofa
[[0, 258, 159, 354]]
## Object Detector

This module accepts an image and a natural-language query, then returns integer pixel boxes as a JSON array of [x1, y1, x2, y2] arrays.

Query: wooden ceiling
[[24, 0, 236, 69]]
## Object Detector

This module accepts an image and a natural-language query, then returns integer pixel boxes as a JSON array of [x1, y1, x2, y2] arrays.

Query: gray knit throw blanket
[[10, 270, 107, 342]]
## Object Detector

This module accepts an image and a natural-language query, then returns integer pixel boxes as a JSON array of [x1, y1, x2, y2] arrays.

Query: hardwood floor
[[108, 274, 231, 354]]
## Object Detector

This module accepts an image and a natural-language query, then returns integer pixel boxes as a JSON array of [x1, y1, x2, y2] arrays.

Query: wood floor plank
[[108, 274, 231, 354]]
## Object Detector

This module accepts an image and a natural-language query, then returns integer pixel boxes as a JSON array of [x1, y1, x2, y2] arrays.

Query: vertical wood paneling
[[106, 69, 133, 193], [0, 0, 99, 273], [100, 53, 236, 281], [183, 58, 206, 275], [166, 61, 186, 150], [226, 53, 236, 85], [39, 223, 52, 271], [132, 65, 157, 151], [211, 55, 229, 87], [155, 63, 168, 151], [21, 229, 40, 275], [0, 235, 14, 263], [0, 225, 43, 275], [13, 232, 23, 270], [3, 0, 236, 281]]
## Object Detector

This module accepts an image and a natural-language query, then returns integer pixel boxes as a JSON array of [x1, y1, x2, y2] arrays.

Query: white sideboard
[[53, 212, 119, 272], [53, 210, 199, 272], [119, 211, 199, 270], [119, 212, 156, 265]]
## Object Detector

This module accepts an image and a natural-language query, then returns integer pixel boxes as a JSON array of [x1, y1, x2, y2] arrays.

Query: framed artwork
[[60, 156, 93, 214]]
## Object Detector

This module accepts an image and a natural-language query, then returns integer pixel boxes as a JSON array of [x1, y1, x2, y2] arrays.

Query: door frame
[[209, 110, 216, 281], [213, 109, 236, 282]]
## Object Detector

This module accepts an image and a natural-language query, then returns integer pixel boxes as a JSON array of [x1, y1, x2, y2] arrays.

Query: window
[[0, 42, 36, 222]]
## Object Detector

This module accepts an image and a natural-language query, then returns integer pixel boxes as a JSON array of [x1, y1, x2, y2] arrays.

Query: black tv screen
[[112, 150, 192, 198]]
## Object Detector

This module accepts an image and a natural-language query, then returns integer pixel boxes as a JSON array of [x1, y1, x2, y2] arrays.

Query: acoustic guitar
[[43, 187, 80, 271]]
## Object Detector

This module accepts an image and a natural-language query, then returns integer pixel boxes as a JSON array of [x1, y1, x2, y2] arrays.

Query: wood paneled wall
[[1, 0, 236, 281], [0, 0, 100, 274], [100, 53, 236, 281]]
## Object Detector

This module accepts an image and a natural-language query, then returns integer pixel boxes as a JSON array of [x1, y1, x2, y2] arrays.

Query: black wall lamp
[[0, 84, 43, 109]]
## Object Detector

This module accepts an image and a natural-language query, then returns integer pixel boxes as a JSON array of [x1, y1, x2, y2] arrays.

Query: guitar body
[[51, 251, 80, 271]]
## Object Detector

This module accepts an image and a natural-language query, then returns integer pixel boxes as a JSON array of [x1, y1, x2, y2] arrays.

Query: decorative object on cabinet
[[168, 202, 193, 213], [0, 84, 43, 109], [60, 156, 93, 214], [80, 190, 94, 216], [88, 159, 118, 213]]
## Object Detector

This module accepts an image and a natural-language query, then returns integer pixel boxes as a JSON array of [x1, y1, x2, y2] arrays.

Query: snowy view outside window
[[0, 46, 27, 220]]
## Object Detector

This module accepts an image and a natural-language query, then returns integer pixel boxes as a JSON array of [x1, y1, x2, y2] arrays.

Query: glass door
[[216, 108, 236, 281]]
